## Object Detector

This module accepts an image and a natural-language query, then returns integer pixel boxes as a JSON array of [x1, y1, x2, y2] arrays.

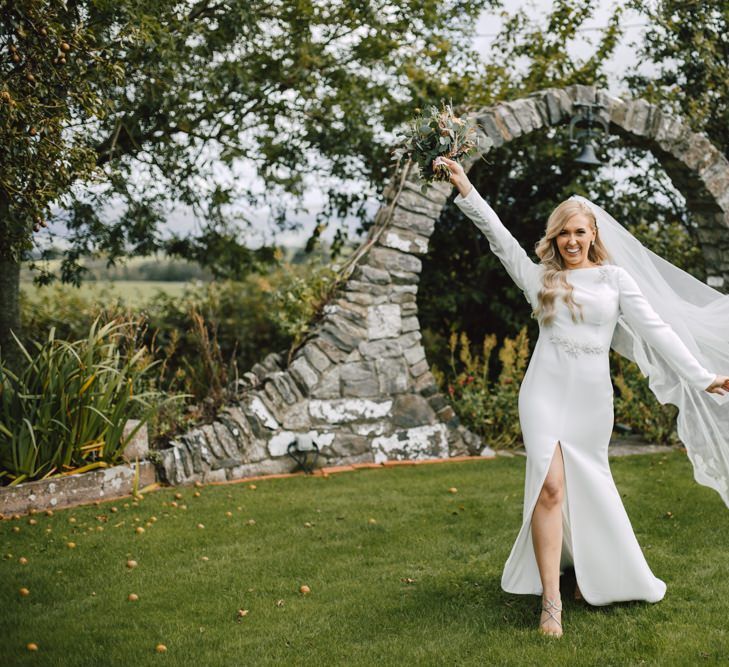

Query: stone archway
[[158, 84, 729, 486]]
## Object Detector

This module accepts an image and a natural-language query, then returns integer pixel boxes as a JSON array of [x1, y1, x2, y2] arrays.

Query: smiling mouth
[[566, 247, 581, 255]]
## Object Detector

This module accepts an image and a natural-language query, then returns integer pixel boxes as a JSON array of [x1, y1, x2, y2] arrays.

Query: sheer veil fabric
[[571, 195, 729, 507]]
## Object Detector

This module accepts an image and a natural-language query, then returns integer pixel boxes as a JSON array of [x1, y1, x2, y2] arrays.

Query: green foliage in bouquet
[[391, 102, 492, 194]]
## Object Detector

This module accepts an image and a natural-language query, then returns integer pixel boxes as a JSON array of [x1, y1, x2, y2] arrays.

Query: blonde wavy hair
[[532, 199, 610, 326]]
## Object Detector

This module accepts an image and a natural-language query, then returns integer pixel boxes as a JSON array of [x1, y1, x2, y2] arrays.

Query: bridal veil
[[572, 195, 729, 508]]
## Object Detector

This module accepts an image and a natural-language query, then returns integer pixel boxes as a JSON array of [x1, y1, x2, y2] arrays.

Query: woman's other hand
[[433, 156, 473, 198], [705, 375, 729, 395]]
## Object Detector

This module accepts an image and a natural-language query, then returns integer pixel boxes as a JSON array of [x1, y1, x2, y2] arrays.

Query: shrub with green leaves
[[0, 319, 174, 486], [433, 327, 530, 449], [611, 351, 679, 444]]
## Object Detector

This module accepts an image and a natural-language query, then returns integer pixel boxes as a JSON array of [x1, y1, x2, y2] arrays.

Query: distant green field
[[20, 281, 190, 306]]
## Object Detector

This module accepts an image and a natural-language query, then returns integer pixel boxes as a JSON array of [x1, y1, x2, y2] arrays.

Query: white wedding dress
[[454, 186, 716, 606]]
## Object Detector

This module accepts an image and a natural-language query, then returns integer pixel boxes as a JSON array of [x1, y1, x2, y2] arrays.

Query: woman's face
[[555, 214, 596, 269]]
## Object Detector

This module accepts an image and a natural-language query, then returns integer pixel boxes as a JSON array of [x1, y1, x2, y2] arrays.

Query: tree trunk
[[0, 255, 21, 369]]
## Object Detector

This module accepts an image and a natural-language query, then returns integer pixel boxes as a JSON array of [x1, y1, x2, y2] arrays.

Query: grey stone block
[[391, 394, 437, 428], [367, 246, 422, 274], [392, 208, 437, 236], [428, 394, 448, 412], [401, 177, 451, 205], [343, 291, 377, 306], [275, 373, 301, 404], [389, 289, 417, 305], [340, 361, 380, 397], [214, 421, 241, 459], [280, 402, 311, 430], [413, 371, 438, 398], [289, 357, 320, 394], [331, 433, 370, 457], [198, 425, 224, 460], [367, 304, 402, 340], [376, 357, 409, 394], [211, 457, 240, 470], [242, 438, 269, 464], [320, 323, 358, 353], [343, 279, 390, 297], [314, 334, 352, 362], [389, 270, 420, 285], [176, 442, 193, 478], [542, 89, 568, 124], [302, 365, 339, 398], [391, 284, 418, 295], [219, 406, 254, 442], [401, 316, 420, 333], [624, 99, 651, 136], [121, 420, 148, 461], [392, 189, 443, 217], [379, 227, 430, 255], [475, 111, 506, 147], [225, 457, 294, 482], [494, 104, 522, 139], [263, 380, 286, 413], [527, 91, 551, 125], [399, 331, 423, 347], [261, 352, 284, 373], [401, 302, 418, 316], [403, 344, 426, 366], [359, 339, 404, 359], [507, 98, 541, 133], [410, 358, 429, 378], [303, 343, 332, 373], [0, 461, 157, 515], [565, 84, 596, 105], [201, 468, 228, 484], [351, 264, 391, 285]]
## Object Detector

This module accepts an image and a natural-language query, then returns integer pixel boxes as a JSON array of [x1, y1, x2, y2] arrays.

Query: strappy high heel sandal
[[538, 597, 563, 638]]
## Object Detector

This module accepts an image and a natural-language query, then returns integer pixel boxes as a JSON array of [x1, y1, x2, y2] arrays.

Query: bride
[[434, 156, 729, 638]]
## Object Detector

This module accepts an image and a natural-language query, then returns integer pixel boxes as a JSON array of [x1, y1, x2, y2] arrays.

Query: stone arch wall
[[158, 84, 729, 486]]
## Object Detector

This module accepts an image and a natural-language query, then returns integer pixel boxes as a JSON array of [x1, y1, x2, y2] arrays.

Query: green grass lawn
[[2, 451, 729, 666], [20, 280, 189, 306]]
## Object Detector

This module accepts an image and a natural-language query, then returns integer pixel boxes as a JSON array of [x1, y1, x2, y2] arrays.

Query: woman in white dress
[[435, 156, 729, 638]]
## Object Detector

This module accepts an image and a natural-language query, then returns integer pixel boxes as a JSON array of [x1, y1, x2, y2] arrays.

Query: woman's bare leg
[[531, 442, 565, 636]]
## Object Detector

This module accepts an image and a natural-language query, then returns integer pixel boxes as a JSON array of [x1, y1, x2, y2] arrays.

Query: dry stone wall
[[157, 85, 729, 485]]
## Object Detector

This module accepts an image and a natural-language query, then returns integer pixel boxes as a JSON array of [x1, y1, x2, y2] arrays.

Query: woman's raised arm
[[435, 157, 540, 302]]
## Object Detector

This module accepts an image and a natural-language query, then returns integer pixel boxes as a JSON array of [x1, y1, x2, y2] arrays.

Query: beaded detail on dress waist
[[548, 333, 607, 358]]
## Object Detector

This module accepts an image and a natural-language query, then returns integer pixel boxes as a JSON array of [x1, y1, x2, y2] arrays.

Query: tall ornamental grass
[[432, 327, 530, 449], [0, 319, 172, 486]]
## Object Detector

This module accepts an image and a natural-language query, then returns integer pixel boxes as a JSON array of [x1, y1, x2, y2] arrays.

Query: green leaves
[[0, 318, 175, 485], [433, 328, 530, 449], [0, 0, 126, 253], [628, 0, 728, 156]]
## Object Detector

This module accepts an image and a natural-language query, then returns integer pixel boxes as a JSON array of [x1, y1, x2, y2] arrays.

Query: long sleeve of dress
[[453, 186, 540, 304], [616, 266, 716, 391]]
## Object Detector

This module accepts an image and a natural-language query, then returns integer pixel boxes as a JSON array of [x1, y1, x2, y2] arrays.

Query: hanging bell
[[574, 141, 602, 166]]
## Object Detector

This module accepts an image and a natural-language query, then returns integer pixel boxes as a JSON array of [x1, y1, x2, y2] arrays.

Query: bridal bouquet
[[391, 102, 490, 192]]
